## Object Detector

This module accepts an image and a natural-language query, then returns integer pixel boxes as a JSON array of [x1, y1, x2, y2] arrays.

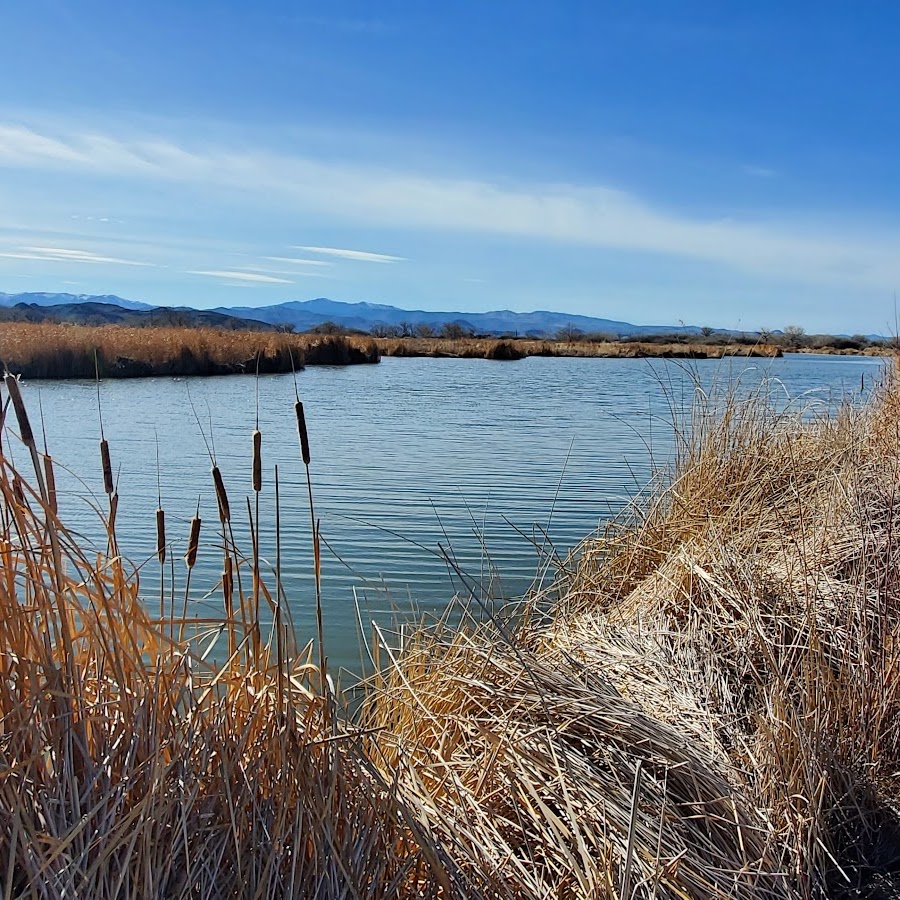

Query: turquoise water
[[25, 352, 884, 674]]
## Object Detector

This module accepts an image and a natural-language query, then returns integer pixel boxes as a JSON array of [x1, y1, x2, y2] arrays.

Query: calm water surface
[[29, 353, 884, 673]]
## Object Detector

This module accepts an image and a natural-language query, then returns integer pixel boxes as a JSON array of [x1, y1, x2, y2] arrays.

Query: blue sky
[[1, 1, 899, 333]]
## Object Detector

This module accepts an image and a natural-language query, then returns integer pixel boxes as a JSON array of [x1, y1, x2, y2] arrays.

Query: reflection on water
[[27, 352, 885, 673]]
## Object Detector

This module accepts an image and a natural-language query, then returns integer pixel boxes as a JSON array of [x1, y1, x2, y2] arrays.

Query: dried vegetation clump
[[0, 322, 379, 377], [361, 360, 900, 899], [0, 358, 897, 898]]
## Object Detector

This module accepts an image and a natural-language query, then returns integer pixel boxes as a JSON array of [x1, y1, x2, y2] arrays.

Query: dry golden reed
[[376, 335, 786, 360], [0, 322, 379, 378]]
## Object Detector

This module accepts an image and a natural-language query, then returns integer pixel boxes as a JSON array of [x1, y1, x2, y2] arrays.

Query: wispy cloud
[[243, 264, 329, 277], [187, 269, 293, 284], [742, 165, 777, 178], [1, 122, 899, 290], [293, 246, 406, 263], [264, 256, 334, 267], [0, 245, 152, 266]]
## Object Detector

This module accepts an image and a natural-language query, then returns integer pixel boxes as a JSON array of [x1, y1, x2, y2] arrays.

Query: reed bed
[[376, 336, 783, 360], [0, 322, 379, 378], [362, 362, 900, 898], [0, 358, 896, 897]]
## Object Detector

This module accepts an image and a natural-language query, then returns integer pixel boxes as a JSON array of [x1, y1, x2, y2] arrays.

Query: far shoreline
[[0, 321, 891, 380]]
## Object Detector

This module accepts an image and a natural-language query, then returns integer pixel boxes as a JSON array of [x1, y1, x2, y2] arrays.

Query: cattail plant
[[4, 373, 34, 448], [186, 511, 201, 569], [295, 400, 311, 465], [250, 418, 263, 654], [100, 439, 113, 496], [156, 507, 166, 565], [211, 465, 231, 524], [4, 374, 47, 500], [252, 429, 262, 493], [294, 389, 326, 698]]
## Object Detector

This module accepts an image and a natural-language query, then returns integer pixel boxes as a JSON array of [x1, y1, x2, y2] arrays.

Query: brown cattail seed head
[[295, 401, 310, 465], [4, 374, 34, 447], [211, 466, 230, 524], [100, 439, 114, 495], [186, 516, 201, 568], [252, 430, 262, 493], [156, 507, 166, 564], [43, 455, 58, 515]]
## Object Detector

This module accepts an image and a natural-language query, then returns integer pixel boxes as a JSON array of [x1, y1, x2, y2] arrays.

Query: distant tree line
[[303, 319, 887, 351]]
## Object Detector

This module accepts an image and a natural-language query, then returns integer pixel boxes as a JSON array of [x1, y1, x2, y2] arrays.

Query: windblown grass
[[0, 322, 379, 378], [0, 358, 896, 897]]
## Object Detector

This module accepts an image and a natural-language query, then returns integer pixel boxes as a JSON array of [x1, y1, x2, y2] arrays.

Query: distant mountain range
[[213, 298, 703, 337], [0, 292, 155, 312], [0, 292, 697, 337], [0, 291, 884, 340], [0, 296, 278, 331]]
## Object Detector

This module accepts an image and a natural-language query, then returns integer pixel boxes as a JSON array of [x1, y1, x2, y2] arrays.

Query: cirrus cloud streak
[[1, 121, 899, 290], [187, 269, 293, 284]]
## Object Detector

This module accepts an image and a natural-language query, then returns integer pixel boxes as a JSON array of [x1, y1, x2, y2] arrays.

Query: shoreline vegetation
[[1, 357, 898, 897], [0, 322, 380, 378], [0, 320, 889, 379], [376, 335, 785, 359]]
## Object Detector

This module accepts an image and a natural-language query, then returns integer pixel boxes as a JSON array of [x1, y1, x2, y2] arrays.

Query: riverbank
[[0, 321, 379, 378], [377, 335, 784, 359], [0, 361, 897, 897], [796, 344, 893, 356]]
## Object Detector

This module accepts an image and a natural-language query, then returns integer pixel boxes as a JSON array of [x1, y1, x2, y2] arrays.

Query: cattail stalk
[[107, 492, 118, 554], [249, 427, 263, 660], [295, 397, 327, 701], [295, 401, 310, 465], [180, 511, 202, 643], [211, 466, 230, 524], [4, 374, 34, 448], [186, 515, 201, 568], [274, 464, 284, 705], [223, 556, 233, 609], [156, 507, 166, 565], [4, 374, 71, 672], [223, 555, 235, 657], [252, 430, 262, 492], [100, 439, 114, 495]]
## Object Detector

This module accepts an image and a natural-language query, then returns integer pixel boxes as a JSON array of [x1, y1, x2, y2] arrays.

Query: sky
[[1, 1, 899, 333]]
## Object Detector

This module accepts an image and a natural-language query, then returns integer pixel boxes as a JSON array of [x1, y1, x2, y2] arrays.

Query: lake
[[27, 352, 884, 675]]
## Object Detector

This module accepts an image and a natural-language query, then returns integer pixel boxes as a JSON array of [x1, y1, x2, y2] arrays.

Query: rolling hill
[[0, 301, 279, 331], [211, 297, 698, 337]]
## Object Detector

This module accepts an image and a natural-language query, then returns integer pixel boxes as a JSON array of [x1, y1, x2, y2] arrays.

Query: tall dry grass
[[376, 336, 783, 360], [0, 322, 379, 378], [0, 358, 896, 897]]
